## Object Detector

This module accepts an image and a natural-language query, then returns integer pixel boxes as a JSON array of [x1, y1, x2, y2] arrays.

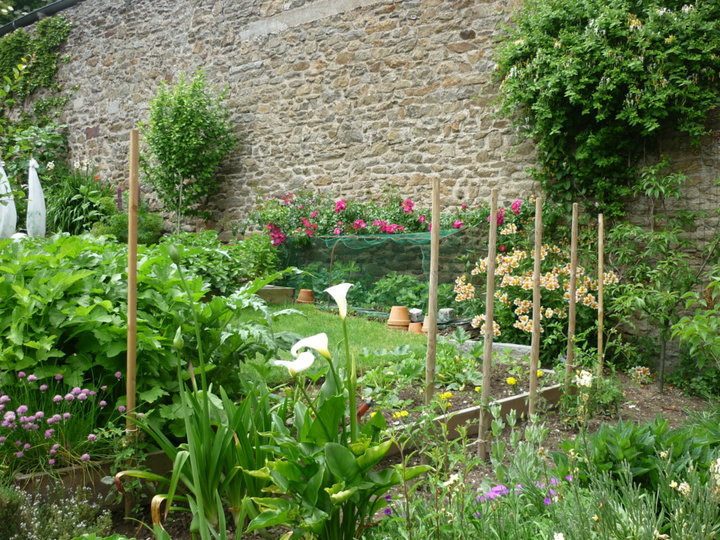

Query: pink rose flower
[[333, 228, 342, 235], [511, 200, 523, 215], [352, 219, 366, 230], [452, 220, 463, 229], [401, 199, 414, 213], [334, 199, 347, 213]]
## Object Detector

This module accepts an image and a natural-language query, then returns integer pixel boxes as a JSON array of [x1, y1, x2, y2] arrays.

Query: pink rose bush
[[248, 191, 497, 245]]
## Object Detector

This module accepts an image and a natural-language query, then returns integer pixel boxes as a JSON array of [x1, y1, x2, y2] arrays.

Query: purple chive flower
[[87, 434, 97, 442], [114, 372, 122, 379], [27, 374, 37, 382], [44, 429, 54, 438], [23, 443, 30, 450], [550, 477, 559, 486], [81, 453, 90, 462], [49, 448, 57, 455], [543, 497, 552, 505], [88, 390, 96, 396], [99, 400, 107, 407], [0, 405, 4, 411], [39, 384, 48, 391], [0, 395, 10, 403], [64, 393, 74, 402], [17, 372, 26, 378], [118, 406, 126, 413], [71, 387, 81, 395], [15, 440, 22, 446], [0, 436, 6, 443], [62, 412, 71, 419], [52, 443, 60, 450], [565, 475, 573, 482], [77, 393, 88, 401], [48, 458, 55, 466], [35, 411, 44, 419], [15, 451, 23, 458], [100, 385, 107, 391], [55, 374, 63, 381], [16, 405, 28, 414], [549, 488, 557, 497], [53, 395, 63, 403]]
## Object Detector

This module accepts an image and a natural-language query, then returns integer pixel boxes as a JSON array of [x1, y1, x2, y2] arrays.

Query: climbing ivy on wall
[[495, 0, 720, 216], [0, 15, 71, 189]]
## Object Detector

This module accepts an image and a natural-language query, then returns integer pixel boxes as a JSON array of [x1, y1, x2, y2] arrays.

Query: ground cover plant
[[0, 232, 289, 468]]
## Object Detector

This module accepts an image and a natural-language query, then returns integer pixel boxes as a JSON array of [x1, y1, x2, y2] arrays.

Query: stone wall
[[53, 0, 536, 230], [27, 0, 719, 236]]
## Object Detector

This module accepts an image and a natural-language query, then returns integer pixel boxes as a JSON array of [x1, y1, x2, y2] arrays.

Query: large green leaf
[[325, 442, 360, 482]]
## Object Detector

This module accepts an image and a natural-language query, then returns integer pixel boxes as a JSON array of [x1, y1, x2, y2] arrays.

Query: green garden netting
[[280, 226, 483, 283]]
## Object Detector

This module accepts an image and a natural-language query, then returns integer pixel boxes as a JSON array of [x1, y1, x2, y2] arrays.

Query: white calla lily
[[325, 283, 353, 319], [291, 333, 331, 359], [273, 351, 315, 376]]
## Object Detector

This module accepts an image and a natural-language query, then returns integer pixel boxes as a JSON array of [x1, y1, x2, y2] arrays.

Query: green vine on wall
[[0, 14, 71, 212], [495, 0, 720, 216]]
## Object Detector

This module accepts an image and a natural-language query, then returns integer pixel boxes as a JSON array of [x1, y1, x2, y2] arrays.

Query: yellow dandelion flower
[[506, 377, 518, 386]]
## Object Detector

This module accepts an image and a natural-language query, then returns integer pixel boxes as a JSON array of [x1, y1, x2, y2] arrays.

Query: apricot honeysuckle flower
[[325, 283, 353, 319], [291, 333, 331, 360], [273, 351, 315, 376]]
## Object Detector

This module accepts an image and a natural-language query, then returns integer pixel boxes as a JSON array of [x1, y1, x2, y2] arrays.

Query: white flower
[[574, 369, 593, 388], [325, 283, 353, 320], [291, 333, 330, 359], [46, 161, 55, 171], [442, 473, 459, 487], [273, 351, 315, 376], [554, 534, 565, 540]]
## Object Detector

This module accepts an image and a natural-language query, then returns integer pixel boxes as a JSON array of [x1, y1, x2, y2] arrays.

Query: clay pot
[[421, 316, 430, 333], [296, 288, 315, 304], [387, 305, 410, 330], [407, 321, 423, 334]]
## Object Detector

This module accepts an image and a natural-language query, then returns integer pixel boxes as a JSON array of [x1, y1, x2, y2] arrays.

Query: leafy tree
[[141, 71, 237, 232]]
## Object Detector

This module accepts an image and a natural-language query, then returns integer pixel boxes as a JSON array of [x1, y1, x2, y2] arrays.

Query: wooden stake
[[596, 213, 605, 376], [424, 178, 441, 406], [126, 129, 139, 432], [565, 203, 579, 383], [528, 197, 543, 417], [477, 188, 498, 461]]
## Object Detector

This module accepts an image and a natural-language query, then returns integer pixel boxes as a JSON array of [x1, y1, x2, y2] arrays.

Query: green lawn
[[265, 303, 427, 372]]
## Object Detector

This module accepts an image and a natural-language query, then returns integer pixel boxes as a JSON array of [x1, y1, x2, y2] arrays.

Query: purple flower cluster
[[475, 476, 573, 509], [0, 371, 121, 471]]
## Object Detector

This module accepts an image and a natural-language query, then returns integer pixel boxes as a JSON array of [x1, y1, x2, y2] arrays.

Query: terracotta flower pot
[[296, 288, 315, 304], [387, 305, 410, 330], [407, 321, 423, 334]]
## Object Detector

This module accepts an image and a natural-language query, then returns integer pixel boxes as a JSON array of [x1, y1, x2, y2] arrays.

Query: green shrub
[[0, 482, 22, 538], [159, 231, 280, 295], [91, 202, 164, 245], [0, 234, 284, 438], [141, 70, 236, 228], [46, 166, 116, 235], [495, 0, 720, 214]]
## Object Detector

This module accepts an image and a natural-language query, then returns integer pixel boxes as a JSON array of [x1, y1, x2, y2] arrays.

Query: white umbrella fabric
[[26, 158, 46, 238], [0, 160, 17, 239]]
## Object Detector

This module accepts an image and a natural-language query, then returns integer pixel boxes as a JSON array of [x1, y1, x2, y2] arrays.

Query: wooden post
[[424, 178, 441, 406], [565, 203, 579, 383], [477, 188, 498, 461], [596, 213, 605, 376], [528, 197, 543, 417], [126, 128, 139, 432]]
